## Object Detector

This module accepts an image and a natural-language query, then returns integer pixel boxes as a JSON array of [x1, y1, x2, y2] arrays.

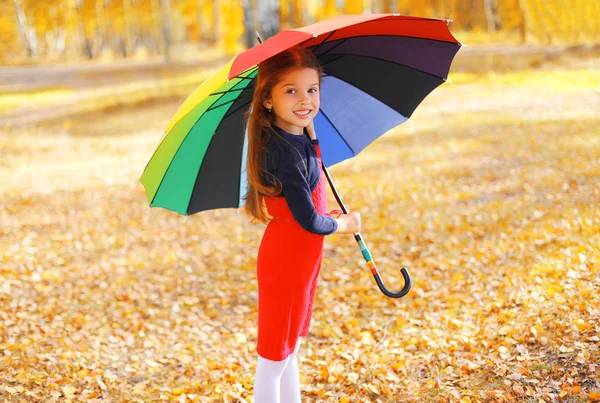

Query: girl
[[243, 46, 361, 403]]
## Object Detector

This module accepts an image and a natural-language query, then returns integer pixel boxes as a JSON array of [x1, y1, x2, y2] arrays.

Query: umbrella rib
[[319, 108, 355, 157], [205, 69, 257, 112], [211, 87, 248, 96], [310, 38, 348, 59], [310, 30, 338, 56], [205, 81, 255, 113], [327, 51, 450, 81], [206, 97, 240, 112], [223, 66, 258, 85], [223, 98, 253, 120], [308, 33, 460, 49], [319, 53, 346, 68]]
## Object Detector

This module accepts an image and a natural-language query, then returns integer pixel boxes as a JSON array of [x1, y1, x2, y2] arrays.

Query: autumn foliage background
[[1, 0, 599, 402]]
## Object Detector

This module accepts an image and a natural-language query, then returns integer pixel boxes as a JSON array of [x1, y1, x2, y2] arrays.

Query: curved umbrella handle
[[320, 161, 412, 299], [354, 233, 412, 298]]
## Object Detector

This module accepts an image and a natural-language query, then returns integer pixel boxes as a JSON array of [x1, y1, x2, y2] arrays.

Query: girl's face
[[263, 67, 320, 135]]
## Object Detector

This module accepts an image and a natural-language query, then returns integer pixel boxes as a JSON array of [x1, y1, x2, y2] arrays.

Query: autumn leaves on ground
[[1, 58, 599, 402]]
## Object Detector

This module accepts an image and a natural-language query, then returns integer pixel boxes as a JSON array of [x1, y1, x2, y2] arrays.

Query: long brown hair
[[242, 46, 323, 225]]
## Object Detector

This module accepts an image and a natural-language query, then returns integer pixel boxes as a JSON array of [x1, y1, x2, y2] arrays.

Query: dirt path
[[1, 43, 596, 129]]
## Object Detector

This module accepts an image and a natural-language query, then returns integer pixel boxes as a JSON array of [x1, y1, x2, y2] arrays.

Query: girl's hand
[[333, 211, 361, 234], [306, 119, 317, 140]]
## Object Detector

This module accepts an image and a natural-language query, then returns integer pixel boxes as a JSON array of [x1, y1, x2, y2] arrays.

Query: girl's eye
[[286, 88, 318, 94]]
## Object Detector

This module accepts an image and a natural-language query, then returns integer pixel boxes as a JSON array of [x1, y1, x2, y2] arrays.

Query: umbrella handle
[[354, 233, 412, 298], [320, 161, 412, 299]]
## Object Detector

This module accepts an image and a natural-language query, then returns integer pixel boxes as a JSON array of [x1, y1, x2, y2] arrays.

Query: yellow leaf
[[340, 397, 349, 403], [234, 332, 247, 343], [359, 331, 374, 344], [460, 397, 472, 403], [62, 386, 76, 396], [96, 376, 107, 390], [172, 387, 184, 395], [589, 391, 600, 401], [347, 372, 359, 383], [320, 365, 329, 380], [145, 359, 160, 368]]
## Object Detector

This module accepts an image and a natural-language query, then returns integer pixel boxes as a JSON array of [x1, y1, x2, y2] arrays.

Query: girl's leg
[[253, 354, 290, 403], [280, 337, 302, 403]]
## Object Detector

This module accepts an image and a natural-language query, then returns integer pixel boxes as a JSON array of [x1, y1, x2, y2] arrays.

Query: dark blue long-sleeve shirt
[[261, 124, 338, 235]]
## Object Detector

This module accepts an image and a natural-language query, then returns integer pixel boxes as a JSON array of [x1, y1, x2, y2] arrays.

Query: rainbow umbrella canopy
[[140, 13, 462, 216]]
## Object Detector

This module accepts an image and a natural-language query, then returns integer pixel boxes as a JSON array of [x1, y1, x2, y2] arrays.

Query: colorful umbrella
[[140, 13, 462, 298]]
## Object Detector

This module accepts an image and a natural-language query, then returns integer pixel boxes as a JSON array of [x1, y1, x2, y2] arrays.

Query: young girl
[[243, 46, 362, 403]]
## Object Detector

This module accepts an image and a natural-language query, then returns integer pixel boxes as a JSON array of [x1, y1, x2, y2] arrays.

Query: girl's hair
[[242, 46, 323, 225]]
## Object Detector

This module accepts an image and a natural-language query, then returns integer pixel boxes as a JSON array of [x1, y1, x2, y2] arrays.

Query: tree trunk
[[122, 0, 133, 56], [383, 0, 399, 13], [197, 0, 208, 41], [104, 0, 114, 55], [516, 0, 527, 43], [256, 0, 280, 40], [14, 0, 35, 57], [160, 0, 171, 63], [211, 0, 218, 43], [150, 0, 161, 55], [484, 0, 497, 33], [96, 0, 108, 55], [130, 0, 142, 53], [242, 0, 255, 48]]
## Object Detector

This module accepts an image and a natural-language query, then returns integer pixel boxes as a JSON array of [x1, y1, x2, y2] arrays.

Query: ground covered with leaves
[[1, 61, 599, 402]]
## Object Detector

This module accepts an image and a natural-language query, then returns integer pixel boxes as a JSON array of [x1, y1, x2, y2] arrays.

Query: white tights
[[253, 337, 302, 403]]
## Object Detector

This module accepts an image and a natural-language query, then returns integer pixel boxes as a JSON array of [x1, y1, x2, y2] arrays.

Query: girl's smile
[[293, 109, 312, 118]]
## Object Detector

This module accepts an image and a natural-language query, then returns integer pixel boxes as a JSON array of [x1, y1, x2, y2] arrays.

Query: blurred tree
[[484, 0, 499, 33], [242, 0, 255, 49], [256, 0, 279, 40], [211, 0, 218, 43], [96, 0, 109, 55], [344, 0, 363, 14], [160, 0, 172, 62], [105, 0, 127, 57], [1, 0, 599, 65], [0, 1, 21, 63], [14, 0, 37, 58], [379, 0, 399, 13], [75, 0, 94, 58], [219, 0, 244, 53], [316, 0, 338, 20]]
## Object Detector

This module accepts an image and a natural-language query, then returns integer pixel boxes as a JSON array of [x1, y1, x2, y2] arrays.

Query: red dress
[[256, 144, 332, 361]]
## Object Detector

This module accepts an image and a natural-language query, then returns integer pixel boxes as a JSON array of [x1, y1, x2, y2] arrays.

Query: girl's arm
[[279, 160, 338, 235]]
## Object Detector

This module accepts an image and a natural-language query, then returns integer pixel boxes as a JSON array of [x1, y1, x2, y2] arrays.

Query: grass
[[0, 87, 73, 114]]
